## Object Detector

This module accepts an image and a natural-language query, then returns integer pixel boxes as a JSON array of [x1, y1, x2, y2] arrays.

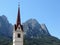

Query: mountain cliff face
[[23, 19, 50, 38], [0, 15, 13, 38]]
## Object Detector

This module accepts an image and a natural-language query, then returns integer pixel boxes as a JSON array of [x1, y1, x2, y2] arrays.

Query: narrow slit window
[[18, 33, 21, 38]]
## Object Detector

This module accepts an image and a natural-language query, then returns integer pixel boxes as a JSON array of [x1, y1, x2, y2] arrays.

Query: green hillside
[[24, 36, 60, 45], [0, 34, 11, 45], [8, 36, 60, 45]]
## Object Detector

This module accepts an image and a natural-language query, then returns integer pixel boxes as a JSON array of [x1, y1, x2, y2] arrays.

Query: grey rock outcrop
[[23, 19, 50, 38]]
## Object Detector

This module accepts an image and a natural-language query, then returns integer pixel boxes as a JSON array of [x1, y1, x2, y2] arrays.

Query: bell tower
[[13, 4, 23, 45]]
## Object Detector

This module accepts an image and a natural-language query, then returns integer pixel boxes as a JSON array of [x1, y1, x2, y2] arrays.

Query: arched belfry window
[[17, 33, 21, 38]]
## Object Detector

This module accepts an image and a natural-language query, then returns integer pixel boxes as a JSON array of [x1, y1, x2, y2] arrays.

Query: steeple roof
[[14, 4, 23, 31], [16, 5, 21, 27]]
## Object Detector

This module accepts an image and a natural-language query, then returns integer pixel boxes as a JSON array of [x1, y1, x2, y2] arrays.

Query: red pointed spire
[[14, 4, 23, 31], [16, 4, 21, 27]]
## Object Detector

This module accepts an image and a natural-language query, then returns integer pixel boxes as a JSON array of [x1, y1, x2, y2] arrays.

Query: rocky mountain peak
[[23, 19, 50, 38]]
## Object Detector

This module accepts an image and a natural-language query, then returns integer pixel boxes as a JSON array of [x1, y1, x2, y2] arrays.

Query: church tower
[[13, 5, 23, 45]]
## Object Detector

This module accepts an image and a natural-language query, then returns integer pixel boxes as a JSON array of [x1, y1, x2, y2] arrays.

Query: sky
[[0, 0, 60, 39]]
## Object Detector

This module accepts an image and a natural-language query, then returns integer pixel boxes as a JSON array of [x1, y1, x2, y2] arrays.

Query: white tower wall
[[13, 26, 23, 45]]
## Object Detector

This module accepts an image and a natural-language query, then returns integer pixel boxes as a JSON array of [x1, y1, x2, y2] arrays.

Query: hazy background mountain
[[0, 15, 13, 38], [0, 15, 60, 45], [0, 15, 12, 45]]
